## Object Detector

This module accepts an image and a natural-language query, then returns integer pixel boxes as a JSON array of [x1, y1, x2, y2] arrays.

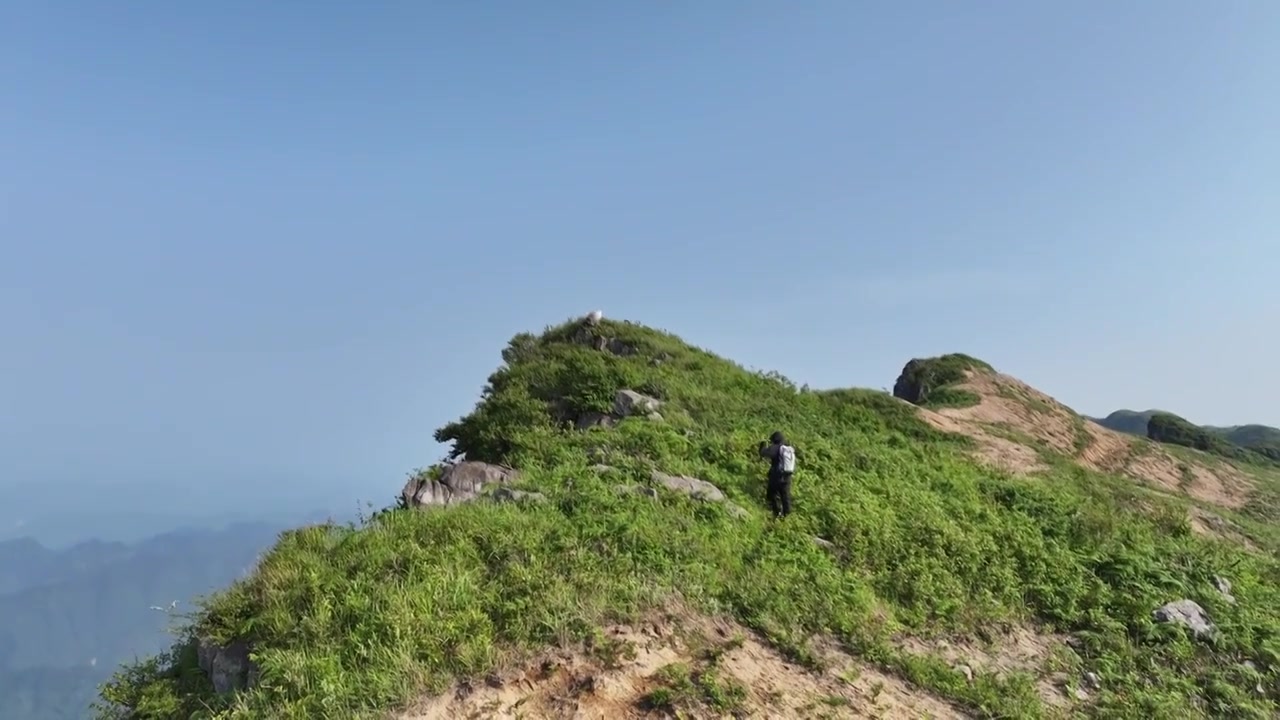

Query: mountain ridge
[[1091, 409, 1280, 465], [95, 316, 1280, 719]]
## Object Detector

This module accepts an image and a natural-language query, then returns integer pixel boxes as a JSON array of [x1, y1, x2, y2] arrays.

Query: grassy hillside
[[96, 318, 1280, 719]]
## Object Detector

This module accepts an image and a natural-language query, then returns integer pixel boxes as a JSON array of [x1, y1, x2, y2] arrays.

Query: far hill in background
[[0, 521, 303, 720], [1089, 409, 1167, 436], [1092, 410, 1280, 464]]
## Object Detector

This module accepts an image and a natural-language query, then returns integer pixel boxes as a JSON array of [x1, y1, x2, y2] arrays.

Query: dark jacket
[[759, 441, 796, 481]]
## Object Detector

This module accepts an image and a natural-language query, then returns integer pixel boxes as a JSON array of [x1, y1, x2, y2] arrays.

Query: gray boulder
[[648, 471, 748, 518], [401, 461, 520, 508], [1153, 599, 1216, 639], [650, 471, 726, 502], [1083, 671, 1101, 690], [614, 389, 662, 418]]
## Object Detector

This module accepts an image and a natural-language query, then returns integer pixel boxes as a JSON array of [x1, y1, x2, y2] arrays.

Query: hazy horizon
[[4, 2, 1278, 542]]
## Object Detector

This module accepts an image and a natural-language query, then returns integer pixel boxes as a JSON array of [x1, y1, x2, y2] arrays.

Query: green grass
[[96, 318, 1280, 720], [640, 659, 748, 715], [1154, 443, 1280, 554]]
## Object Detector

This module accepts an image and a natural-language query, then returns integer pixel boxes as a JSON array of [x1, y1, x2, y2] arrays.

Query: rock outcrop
[[401, 461, 521, 509], [569, 324, 638, 357], [892, 358, 931, 404], [651, 471, 726, 502], [892, 354, 990, 406], [650, 471, 749, 518], [1152, 599, 1216, 639], [575, 389, 663, 430], [196, 638, 259, 694], [614, 389, 662, 418]]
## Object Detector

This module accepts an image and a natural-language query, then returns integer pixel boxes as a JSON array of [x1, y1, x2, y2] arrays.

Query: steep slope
[[97, 318, 1280, 720], [895, 361, 1280, 554], [894, 361, 1257, 509]]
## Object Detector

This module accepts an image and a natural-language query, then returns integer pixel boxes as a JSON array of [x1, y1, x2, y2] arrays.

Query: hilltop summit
[[97, 317, 1280, 719]]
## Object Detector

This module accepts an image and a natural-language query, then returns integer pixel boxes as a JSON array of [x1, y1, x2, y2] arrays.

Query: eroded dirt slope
[[396, 601, 1093, 720], [913, 370, 1255, 511], [397, 607, 971, 720]]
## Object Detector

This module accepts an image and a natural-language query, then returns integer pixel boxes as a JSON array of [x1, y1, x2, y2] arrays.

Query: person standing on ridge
[[758, 430, 797, 519]]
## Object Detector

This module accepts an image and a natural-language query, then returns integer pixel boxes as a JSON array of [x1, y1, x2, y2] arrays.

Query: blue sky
[[2, 2, 1277, 539]]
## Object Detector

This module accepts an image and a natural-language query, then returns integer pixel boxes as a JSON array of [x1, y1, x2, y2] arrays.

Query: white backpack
[[778, 444, 796, 473]]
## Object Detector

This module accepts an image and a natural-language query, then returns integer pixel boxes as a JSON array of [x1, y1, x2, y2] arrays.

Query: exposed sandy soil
[[915, 405, 1047, 476], [913, 370, 1255, 511], [397, 606, 969, 720]]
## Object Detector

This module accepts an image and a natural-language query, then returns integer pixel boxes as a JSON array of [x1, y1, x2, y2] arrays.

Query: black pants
[[766, 473, 793, 518]]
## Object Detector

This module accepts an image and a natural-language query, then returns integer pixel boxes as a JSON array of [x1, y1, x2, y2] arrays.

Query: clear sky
[[2, 2, 1278, 538]]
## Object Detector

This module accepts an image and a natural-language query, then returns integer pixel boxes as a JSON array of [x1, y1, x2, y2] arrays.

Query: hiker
[[757, 431, 797, 519]]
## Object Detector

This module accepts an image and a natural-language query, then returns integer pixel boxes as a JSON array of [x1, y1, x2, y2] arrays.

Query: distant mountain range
[[0, 477, 369, 548], [0, 516, 346, 720]]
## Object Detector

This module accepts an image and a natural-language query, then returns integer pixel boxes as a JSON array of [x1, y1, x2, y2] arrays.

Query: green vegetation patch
[[640, 660, 749, 716], [1148, 412, 1278, 467], [893, 353, 993, 409], [1204, 425, 1280, 462], [96, 319, 1280, 720]]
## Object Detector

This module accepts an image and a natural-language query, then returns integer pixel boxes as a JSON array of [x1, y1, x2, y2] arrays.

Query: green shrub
[[893, 353, 992, 409]]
